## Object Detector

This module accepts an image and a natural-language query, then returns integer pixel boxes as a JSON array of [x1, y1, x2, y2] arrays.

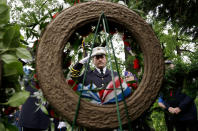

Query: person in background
[[18, 67, 50, 131], [158, 60, 197, 131], [13, 105, 22, 131], [158, 95, 174, 131]]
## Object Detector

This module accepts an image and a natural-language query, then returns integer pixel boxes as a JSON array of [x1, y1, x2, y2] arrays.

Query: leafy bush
[[0, 1, 32, 130]]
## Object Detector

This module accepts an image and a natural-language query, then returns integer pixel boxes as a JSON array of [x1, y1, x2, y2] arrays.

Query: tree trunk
[[176, 45, 181, 56]]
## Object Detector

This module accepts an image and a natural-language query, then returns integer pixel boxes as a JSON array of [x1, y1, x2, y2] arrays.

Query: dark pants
[[59, 127, 67, 131], [22, 127, 47, 131], [174, 120, 197, 131], [164, 114, 174, 131]]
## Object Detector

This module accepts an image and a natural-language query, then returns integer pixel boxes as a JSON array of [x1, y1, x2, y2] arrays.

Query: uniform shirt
[[71, 63, 118, 88]]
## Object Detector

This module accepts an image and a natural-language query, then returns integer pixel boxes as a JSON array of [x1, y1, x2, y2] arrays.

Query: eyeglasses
[[95, 55, 105, 60]]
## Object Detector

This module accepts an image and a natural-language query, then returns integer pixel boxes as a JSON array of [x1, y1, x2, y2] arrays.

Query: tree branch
[[176, 38, 195, 43], [179, 49, 194, 53]]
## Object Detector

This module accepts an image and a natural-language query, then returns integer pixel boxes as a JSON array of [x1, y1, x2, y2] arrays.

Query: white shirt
[[95, 67, 106, 74], [57, 121, 67, 129]]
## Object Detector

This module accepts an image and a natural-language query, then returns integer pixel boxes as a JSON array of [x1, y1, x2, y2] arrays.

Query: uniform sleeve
[[158, 97, 164, 103], [71, 62, 83, 78], [158, 96, 170, 110], [178, 95, 194, 111]]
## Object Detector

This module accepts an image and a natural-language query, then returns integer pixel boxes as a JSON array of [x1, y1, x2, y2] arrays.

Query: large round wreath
[[36, 1, 164, 129]]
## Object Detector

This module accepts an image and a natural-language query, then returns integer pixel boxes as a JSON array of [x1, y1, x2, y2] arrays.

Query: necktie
[[100, 68, 104, 75]]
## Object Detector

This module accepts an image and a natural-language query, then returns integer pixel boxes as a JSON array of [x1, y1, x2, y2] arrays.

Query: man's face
[[93, 54, 107, 69], [125, 76, 135, 82], [165, 63, 175, 70]]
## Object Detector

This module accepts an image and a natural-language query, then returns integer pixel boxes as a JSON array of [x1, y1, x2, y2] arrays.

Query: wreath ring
[[36, 1, 164, 129]]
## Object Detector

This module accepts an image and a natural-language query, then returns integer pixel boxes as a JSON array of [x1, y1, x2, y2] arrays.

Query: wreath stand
[[36, 1, 164, 130]]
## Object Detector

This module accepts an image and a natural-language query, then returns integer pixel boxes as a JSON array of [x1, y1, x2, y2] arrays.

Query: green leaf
[[5, 123, 18, 131], [0, 31, 4, 39], [1, 54, 18, 64], [0, 4, 9, 24], [0, 122, 5, 131], [0, 41, 4, 48], [32, 12, 39, 24], [39, 15, 49, 23], [2, 91, 30, 107], [3, 27, 16, 48], [0, 0, 7, 4], [72, 38, 81, 51], [3, 61, 23, 76], [40, 22, 49, 30], [16, 47, 32, 61], [20, 40, 29, 45], [40, 105, 49, 115], [3, 63, 17, 76], [3, 25, 21, 48]]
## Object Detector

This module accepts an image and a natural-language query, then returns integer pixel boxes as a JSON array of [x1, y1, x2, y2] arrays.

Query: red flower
[[33, 74, 37, 79], [33, 73, 38, 82], [127, 83, 132, 87], [127, 83, 138, 90], [122, 34, 126, 41], [124, 41, 130, 46], [73, 84, 78, 91], [35, 83, 40, 89], [33, 73, 40, 89], [52, 12, 59, 19], [67, 79, 78, 91], [34, 40, 39, 44], [33, 40, 39, 49], [122, 34, 130, 46], [74, 0, 80, 5], [109, 31, 116, 35], [4, 107, 17, 115], [133, 58, 139, 69], [68, 79, 75, 85], [50, 109, 55, 117], [132, 83, 138, 89]]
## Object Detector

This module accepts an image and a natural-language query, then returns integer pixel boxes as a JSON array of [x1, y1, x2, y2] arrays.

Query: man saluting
[[71, 46, 118, 89]]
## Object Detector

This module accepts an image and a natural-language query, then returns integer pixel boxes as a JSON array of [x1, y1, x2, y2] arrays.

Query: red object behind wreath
[[35, 83, 40, 89], [122, 34, 130, 47], [4, 107, 17, 115], [127, 83, 138, 90], [33, 40, 39, 49], [33, 74, 40, 89], [124, 41, 130, 46], [50, 109, 55, 118], [52, 12, 59, 19], [67, 79, 78, 91], [74, 0, 80, 5], [133, 58, 139, 69]]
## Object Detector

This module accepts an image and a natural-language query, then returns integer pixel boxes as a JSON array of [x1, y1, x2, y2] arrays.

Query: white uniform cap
[[165, 60, 173, 64], [91, 47, 106, 57]]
